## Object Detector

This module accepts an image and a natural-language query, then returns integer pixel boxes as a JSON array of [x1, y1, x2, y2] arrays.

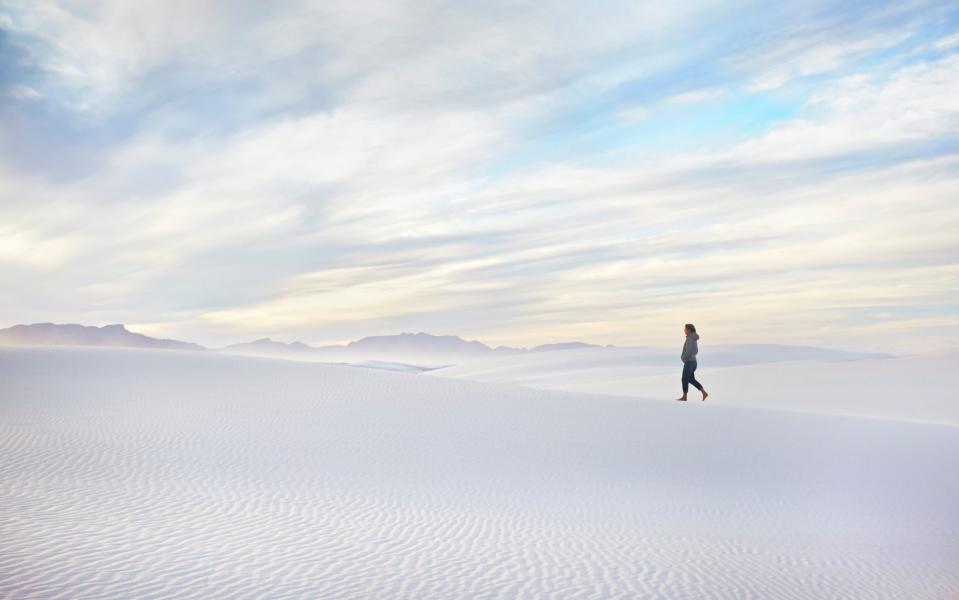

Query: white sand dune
[[1, 347, 957, 598], [428, 346, 959, 425]]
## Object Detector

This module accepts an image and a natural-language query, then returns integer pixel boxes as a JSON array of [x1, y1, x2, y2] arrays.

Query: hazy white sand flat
[[429, 347, 959, 425], [1, 347, 957, 599], [425, 345, 880, 392]]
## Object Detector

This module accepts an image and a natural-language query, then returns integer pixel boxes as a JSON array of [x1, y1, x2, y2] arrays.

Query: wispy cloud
[[934, 31, 959, 50], [666, 88, 725, 104]]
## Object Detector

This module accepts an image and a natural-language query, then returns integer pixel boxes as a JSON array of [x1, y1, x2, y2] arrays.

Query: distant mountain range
[[0, 322, 893, 371], [0, 323, 601, 365], [220, 331, 603, 364], [0, 323, 203, 352]]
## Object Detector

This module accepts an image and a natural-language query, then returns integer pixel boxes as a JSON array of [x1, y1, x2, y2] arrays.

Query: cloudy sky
[[1, 1, 958, 352]]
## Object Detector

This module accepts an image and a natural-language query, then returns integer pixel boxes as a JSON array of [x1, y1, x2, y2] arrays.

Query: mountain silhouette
[[0, 323, 203, 351]]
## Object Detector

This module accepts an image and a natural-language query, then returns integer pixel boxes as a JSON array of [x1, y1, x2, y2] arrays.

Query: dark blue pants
[[682, 360, 703, 394]]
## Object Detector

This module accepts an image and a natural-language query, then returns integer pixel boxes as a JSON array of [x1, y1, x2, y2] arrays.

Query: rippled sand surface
[[2, 347, 957, 599]]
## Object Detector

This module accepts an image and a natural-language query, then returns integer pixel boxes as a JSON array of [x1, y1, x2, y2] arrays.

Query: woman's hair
[[684, 323, 696, 333]]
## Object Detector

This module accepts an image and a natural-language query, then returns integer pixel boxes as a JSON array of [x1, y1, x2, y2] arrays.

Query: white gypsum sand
[[427, 346, 959, 425], [1, 346, 957, 598]]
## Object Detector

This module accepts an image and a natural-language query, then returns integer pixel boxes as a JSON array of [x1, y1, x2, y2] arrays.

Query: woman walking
[[676, 323, 708, 402]]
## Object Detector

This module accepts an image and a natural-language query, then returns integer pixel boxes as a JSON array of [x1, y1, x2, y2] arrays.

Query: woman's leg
[[688, 361, 708, 400], [681, 361, 691, 394], [687, 361, 703, 391]]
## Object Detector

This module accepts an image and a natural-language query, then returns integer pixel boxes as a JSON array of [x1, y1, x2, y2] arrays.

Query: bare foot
[[702, 390, 709, 402], [675, 397, 687, 402]]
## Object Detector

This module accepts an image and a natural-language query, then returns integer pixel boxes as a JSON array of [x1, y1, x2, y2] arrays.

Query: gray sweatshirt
[[681, 332, 699, 362]]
